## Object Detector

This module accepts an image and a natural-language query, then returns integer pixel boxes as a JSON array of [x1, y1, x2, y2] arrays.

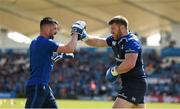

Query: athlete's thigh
[[112, 97, 134, 108], [42, 86, 58, 108], [119, 78, 147, 105], [25, 85, 35, 108], [42, 93, 58, 108], [29, 85, 48, 108]]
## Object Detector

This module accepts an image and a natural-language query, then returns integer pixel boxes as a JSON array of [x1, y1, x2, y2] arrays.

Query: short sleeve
[[46, 39, 59, 52], [124, 40, 141, 54], [106, 36, 113, 47]]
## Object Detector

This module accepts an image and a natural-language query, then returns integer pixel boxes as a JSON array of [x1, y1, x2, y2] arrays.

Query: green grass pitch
[[0, 99, 180, 108]]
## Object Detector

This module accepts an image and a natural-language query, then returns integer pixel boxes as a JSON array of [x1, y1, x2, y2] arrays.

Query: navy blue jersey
[[106, 33, 146, 80], [26, 36, 59, 86]]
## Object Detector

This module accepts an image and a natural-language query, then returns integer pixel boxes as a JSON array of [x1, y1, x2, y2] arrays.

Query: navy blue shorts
[[117, 78, 147, 105], [25, 84, 58, 108]]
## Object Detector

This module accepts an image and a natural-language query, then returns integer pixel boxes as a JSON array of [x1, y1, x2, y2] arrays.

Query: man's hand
[[52, 52, 74, 62], [106, 66, 118, 82], [79, 30, 89, 41], [71, 21, 86, 40]]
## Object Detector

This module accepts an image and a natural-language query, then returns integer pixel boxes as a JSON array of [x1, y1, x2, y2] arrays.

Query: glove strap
[[111, 67, 118, 76], [71, 27, 83, 35], [82, 35, 89, 41]]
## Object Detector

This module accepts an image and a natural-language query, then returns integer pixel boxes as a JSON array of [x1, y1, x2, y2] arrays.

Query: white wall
[[0, 29, 29, 49], [0, 30, 88, 49], [171, 23, 180, 47]]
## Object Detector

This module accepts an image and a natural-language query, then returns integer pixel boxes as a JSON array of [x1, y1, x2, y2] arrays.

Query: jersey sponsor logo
[[125, 49, 135, 52], [131, 96, 136, 102]]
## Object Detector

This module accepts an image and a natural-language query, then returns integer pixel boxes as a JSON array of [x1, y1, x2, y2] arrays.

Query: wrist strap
[[82, 36, 89, 41], [111, 67, 118, 76]]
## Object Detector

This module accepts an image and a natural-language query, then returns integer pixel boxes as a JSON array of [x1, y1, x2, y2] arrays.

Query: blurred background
[[0, 0, 180, 107]]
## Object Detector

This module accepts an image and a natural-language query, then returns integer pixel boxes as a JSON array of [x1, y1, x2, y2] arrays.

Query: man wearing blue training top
[[25, 17, 86, 108], [79, 16, 147, 108]]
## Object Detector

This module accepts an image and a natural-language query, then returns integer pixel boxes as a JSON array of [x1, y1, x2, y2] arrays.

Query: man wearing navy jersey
[[79, 16, 147, 108], [25, 17, 86, 108]]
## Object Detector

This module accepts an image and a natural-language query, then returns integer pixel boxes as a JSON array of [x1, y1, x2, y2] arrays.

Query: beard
[[112, 32, 122, 40], [53, 31, 57, 35], [49, 31, 58, 39], [49, 36, 54, 39]]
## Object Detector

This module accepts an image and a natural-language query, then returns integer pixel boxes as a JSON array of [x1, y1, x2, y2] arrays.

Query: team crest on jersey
[[112, 41, 116, 46], [121, 45, 124, 49]]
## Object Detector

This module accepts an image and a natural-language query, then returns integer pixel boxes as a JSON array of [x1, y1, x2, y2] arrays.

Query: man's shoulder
[[118, 33, 140, 47], [117, 33, 141, 48], [35, 36, 55, 45], [30, 36, 49, 48], [106, 35, 114, 46], [128, 33, 140, 42]]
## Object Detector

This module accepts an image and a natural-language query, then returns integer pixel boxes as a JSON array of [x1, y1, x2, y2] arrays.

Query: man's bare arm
[[84, 36, 108, 47], [56, 34, 78, 53], [115, 53, 138, 74]]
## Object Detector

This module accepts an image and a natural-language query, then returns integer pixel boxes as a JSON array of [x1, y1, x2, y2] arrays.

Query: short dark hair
[[108, 16, 128, 28], [40, 17, 59, 29]]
